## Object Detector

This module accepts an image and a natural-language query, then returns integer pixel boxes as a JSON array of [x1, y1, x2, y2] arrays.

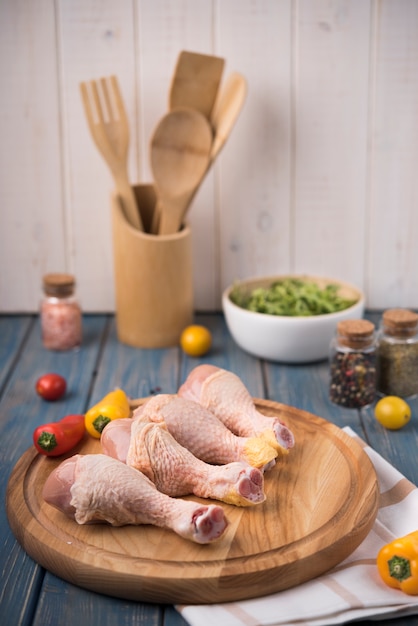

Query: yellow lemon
[[180, 325, 212, 357], [374, 396, 411, 430]]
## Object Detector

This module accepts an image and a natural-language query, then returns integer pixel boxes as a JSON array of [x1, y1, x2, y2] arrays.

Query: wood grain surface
[[6, 399, 379, 604], [2, 4, 418, 313], [111, 189, 194, 348]]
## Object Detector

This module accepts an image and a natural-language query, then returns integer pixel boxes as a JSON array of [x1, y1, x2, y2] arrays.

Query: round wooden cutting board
[[6, 399, 378, 604]]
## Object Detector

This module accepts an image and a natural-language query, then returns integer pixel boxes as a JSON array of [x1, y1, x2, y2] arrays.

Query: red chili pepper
[[33, 414, 85, 457]]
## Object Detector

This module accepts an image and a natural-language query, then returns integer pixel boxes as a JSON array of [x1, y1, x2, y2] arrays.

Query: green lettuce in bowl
[[223, 274, 364, 363], [230, 277, 358, 317]]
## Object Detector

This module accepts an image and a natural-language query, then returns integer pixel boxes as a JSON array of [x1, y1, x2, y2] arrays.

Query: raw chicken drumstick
[[124, 414, 266, 506], [101, 418, 132, 463], [42, 453, 228, 544], [178, 364, 295, 453], [105, 394, 277, 470]]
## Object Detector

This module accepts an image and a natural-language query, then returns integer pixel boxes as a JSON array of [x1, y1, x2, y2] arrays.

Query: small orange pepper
[[377, 530, 418, 595], [85, 388, 131, 438]]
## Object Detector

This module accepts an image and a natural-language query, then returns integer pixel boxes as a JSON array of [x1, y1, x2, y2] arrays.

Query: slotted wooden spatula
[[80, 75, 143, 231], [169, 50, 225, 121]]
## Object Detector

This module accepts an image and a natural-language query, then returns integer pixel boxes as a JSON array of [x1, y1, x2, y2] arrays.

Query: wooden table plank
[[1, 315, 108, 626], [1, 313, 417, 626], [1, 315, 109, 461], [163, 607, 189, 626], [0, 315, 33, 392], [27, 314, 182, 626], [31, 574, 162, 626], [179, 313, 265, 397], [87, 316, 181, 401]]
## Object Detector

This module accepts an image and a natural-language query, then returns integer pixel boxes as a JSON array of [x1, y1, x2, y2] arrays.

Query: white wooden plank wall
[[0, 0, 417, 313]]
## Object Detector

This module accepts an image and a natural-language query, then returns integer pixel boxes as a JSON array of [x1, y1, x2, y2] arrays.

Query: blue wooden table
[[1, 312, 417, 626]]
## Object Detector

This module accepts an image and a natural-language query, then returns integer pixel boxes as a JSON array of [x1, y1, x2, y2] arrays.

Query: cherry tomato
[[180, 325, 212, 357], [33, 414, 85, 456], [374, 396, 411, 430], [35, 373, 67, 401]]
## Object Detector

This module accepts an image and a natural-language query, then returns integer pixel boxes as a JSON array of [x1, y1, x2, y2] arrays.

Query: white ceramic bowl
[[222, 274, 365, 363]]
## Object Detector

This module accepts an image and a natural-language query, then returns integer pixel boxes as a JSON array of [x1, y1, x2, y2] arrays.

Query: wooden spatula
[[172, 72, 248, 229], [80, 75, 143, 231], [210, 72, 247, 160], [169, 51, 225, 121], [150, 108, 212, 235]]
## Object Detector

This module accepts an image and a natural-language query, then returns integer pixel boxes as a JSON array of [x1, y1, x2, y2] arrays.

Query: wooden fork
[[80, 75, 143, 230]]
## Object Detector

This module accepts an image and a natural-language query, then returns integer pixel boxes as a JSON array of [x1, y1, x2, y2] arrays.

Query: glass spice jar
[[40, 273, 82, 351], [329, 319, 377, 409], [376, 308, 418, 398]]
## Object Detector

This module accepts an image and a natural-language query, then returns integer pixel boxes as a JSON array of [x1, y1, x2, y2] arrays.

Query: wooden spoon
[[150, 108, 212, 235], [169, 51, 225, 121], [173, 72, 248, 229]]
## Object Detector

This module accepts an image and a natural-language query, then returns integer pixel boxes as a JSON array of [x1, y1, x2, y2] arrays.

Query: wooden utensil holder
[[111, 184, 193, 348]]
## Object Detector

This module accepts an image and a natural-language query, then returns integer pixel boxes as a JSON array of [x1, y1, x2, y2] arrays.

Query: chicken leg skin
[[178, 364, 295, 453], [129, 394, 277, 470], [42, 454, 228, 544], [126, 415, 266, 507]]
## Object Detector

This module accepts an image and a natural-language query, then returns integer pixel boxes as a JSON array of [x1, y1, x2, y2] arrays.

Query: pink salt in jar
[[40, 273, 82, 351]]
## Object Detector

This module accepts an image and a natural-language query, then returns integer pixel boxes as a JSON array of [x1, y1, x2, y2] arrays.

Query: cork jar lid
[[382, 308, 418, 337], [337, 319, 375, 348], [43, 273, 75, 297]]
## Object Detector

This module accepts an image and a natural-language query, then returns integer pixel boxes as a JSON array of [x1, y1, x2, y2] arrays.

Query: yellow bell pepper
[[85, 388, 131, 438], [377, 530, 418, 595]]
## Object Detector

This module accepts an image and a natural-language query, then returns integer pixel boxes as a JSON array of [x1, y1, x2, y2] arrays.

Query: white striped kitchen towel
[[177, 427, 418, 626]]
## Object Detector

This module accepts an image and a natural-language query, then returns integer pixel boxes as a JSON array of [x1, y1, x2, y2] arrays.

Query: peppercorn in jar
[[376, 308, 418, 398], [329, 319, 377, 409], [40, 273, 82, 351]]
